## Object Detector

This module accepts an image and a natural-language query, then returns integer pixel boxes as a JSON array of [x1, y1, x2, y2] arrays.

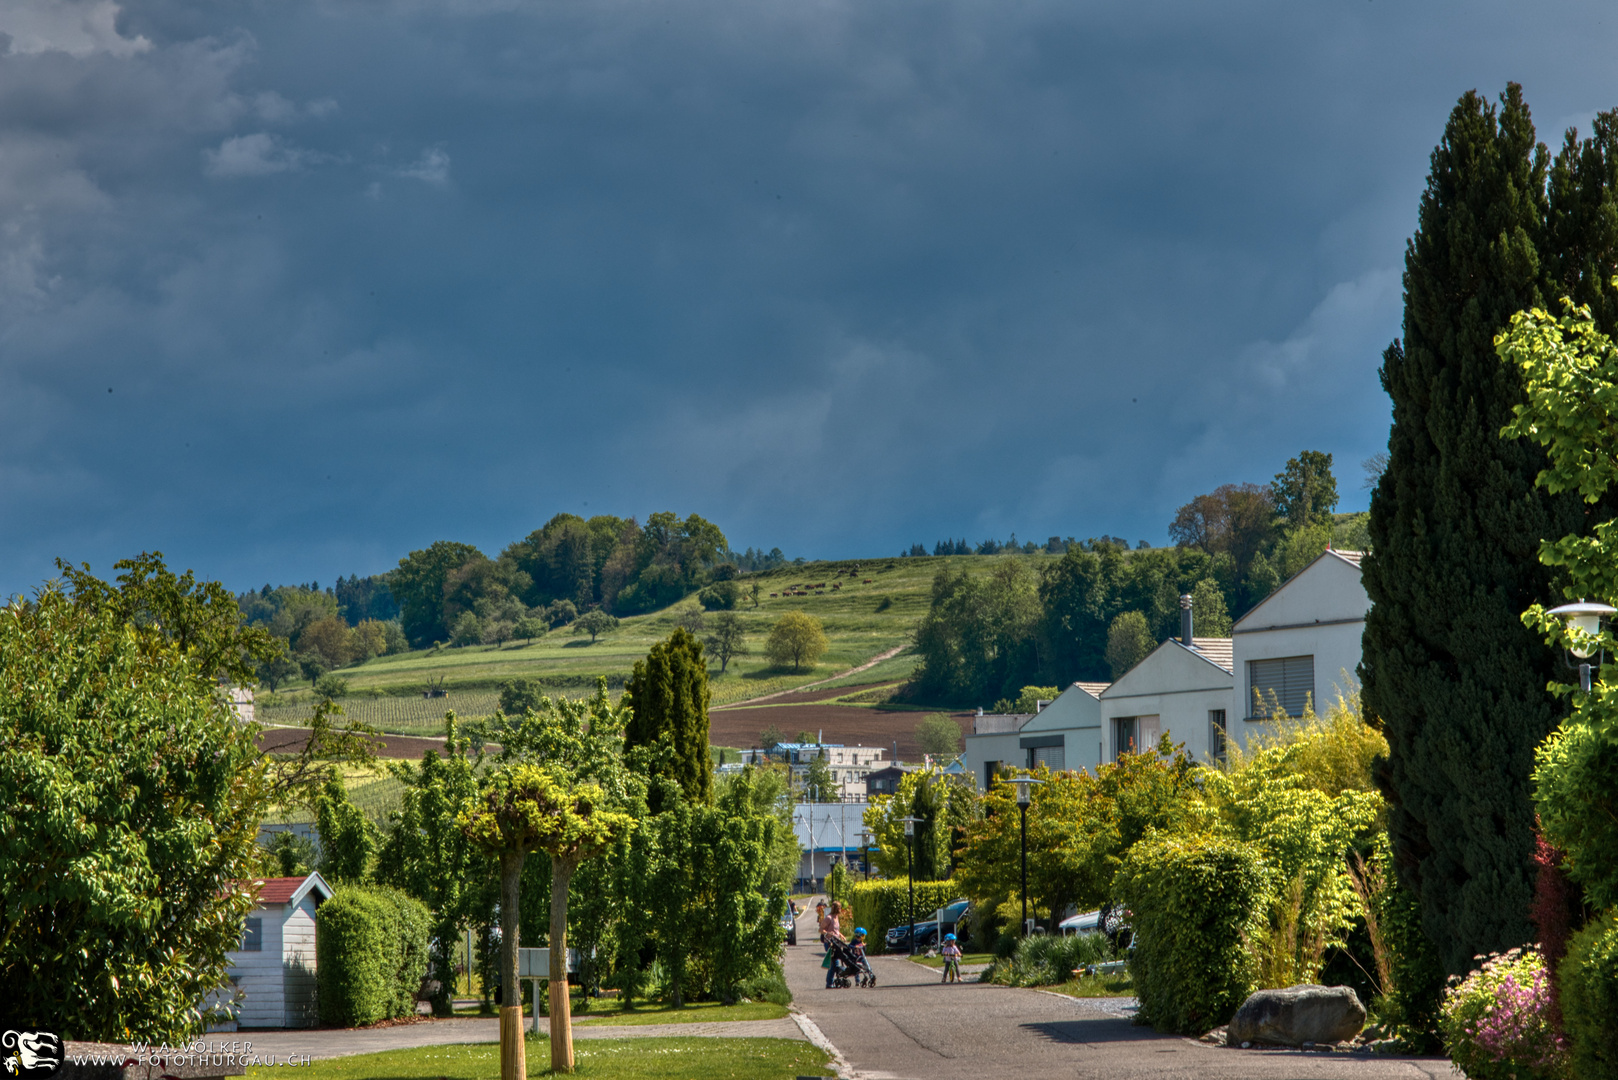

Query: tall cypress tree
[[623, 628, 713, 808], [1362, 85, 1593, 974]]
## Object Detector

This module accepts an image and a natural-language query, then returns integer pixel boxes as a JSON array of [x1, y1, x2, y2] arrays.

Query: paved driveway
[[787, 904, 1453, 1080]]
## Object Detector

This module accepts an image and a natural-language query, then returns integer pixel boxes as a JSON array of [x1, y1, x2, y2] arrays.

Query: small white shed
[[219, 871, 333, 1029]]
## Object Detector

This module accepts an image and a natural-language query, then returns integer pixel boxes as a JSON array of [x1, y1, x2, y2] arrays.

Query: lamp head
[[1548, 600, 1617, 659], [899, 814, 922, 837], [1005, 774, 1044, 807]]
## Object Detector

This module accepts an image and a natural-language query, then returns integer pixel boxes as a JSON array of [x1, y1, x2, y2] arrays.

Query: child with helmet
[[940, 932, 963, 983]]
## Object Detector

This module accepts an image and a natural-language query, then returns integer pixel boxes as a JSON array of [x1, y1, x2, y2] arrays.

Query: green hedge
[[845, 879, 962, 954], [316, 886, 431, 1027], [1563, 909, 1618, 1080], [1119, 834, 1267, 1035]]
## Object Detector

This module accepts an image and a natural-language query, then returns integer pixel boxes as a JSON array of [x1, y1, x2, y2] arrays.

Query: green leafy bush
[[1371, 851, 1446, 1051], [737, 962, 793, 1005], [1562, 910, 1618, 1080], [984, 932, 1111, 987], [1535, 721, 1618, 911], [316, 886, 430, 1027], [1118, 834, 1267, 1035], [1439, 948, 1567, 1080], [845, 879, 962, 954], [698, 582, 738, 610]]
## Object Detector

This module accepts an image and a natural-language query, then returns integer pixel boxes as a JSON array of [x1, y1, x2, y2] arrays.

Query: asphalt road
[[786, 904, 1455, 1080]]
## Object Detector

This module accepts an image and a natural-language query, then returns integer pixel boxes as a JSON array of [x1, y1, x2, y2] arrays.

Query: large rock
[[1226, 984, 1366, 1047]]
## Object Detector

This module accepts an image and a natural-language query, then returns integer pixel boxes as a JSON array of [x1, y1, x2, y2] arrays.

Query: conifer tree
[[623, 628, 713, 808], [1361, 84, 1590, 973]]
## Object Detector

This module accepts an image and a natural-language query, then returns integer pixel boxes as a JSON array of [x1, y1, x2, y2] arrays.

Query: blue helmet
[[854, 927, 867, 936], [944, 933, 957, 941]]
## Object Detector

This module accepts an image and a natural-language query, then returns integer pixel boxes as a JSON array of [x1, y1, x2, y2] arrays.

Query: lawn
[[254, 553, 1057, 734], [244, 1036, 831, 1079], [451, 1001, 787, 1026], [572, 1001, 788, 1026]]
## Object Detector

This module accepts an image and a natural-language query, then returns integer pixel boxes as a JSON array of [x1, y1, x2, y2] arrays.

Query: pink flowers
[[1440, 947, 1568, 1080]]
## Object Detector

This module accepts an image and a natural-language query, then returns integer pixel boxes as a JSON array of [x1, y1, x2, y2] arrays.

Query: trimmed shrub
[[1439, 947, 1567, 1080], [317, 888, 392, 1027], [846, 879, 962, 954], [1562, 910, 1618, 1080], [1118, 834, 1267, 1035], [371, 886, 432, 1019], [316, 886, 431, 1027]]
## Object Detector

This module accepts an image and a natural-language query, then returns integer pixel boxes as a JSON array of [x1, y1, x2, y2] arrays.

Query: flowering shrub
[[1439, 948, 1568, 1080]]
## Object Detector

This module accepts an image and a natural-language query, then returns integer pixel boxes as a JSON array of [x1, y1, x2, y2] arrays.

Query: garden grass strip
[[571, 1001, 788, 1026], [244, 1035, 832, 1079]]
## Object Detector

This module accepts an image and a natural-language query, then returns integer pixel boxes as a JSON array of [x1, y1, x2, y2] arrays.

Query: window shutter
[[1248, 655, 1314, 718]]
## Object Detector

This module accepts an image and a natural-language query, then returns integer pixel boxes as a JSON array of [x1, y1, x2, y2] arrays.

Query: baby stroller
[[848, 928, 877, 988], [826, 937, 873, 989]]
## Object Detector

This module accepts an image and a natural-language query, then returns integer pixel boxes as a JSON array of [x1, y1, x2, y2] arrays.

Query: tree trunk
[[550, 856, 578, 1073], [500, 850, 526, 1080]]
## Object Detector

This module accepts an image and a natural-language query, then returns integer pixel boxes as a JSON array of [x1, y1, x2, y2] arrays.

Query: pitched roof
[[1327, 548, 1364, 567], [249, 872, 332, 907], [1072, 681, 1111, 698], [1183, 636, 1233, 673]]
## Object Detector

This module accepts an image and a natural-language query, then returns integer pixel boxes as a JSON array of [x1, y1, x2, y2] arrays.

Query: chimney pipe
[[1180, 593, 1193, 645]]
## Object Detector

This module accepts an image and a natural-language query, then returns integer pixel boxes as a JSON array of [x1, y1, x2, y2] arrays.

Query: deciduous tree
[[0, 556, 276, 1041], [766, 611, 829, 673], [704, 611, 750, 674], [573, 609, 618, 643]]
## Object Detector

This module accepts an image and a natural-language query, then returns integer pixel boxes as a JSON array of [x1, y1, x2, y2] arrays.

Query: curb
[[789, 1008, 854, 1079]]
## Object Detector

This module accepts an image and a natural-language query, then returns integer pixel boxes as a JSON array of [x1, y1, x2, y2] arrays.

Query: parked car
[[884, 921, 940, 951], [887, 898, 970, 951], [780, 901, 798, 946]]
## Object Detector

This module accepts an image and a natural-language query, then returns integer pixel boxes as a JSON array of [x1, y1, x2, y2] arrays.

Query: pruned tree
[[459, 764, 631, 1077]]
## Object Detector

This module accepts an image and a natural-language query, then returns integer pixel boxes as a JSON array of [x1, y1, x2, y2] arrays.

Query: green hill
[[256, 553, 1063, 736]]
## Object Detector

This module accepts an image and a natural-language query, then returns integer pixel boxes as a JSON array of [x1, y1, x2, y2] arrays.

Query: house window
[[1209, 709, 1227, 764], [1248, 656, 1315, 719], [1113, 717, 1136, 761], [241, 916, 263, 952], [1031, 745, 1065, 772], [983, 760, 1001, 789]]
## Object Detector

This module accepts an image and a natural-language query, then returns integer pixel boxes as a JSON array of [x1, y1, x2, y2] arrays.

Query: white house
[[961, 681, 1109, 789], [1098, 635, 1234, 764], [737, 743, 887, 800], [1230, 548, 1368, 750], [218, 871, 332, 1029]]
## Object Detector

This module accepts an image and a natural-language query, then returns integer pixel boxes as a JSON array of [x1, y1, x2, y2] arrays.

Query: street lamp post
[[1003, 776, 1044, 936], [1547, 600, 1616, 692], [859, 830, 871, 881], [899, 815, 924, 956]]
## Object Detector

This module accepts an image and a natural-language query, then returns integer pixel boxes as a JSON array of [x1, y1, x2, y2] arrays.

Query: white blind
[[1033, 745, 1065, 771], [1248, 655, 1314, 718]]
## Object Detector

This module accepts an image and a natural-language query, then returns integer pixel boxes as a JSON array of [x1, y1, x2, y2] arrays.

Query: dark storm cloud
[[2, 0, 1616, 593]]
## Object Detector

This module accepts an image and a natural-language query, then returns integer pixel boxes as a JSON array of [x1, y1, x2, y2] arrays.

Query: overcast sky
[[2, 0, 1616, 596]]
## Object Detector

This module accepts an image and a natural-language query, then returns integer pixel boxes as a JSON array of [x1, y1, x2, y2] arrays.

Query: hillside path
[[712, 645, 907, 710], [785, 901, 1452, 1080]]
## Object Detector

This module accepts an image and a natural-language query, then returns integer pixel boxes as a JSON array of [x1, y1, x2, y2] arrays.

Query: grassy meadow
[[257, 553, 1062, 735]]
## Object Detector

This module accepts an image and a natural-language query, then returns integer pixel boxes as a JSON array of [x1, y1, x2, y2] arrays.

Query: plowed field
[[709, 695, 972, 760]]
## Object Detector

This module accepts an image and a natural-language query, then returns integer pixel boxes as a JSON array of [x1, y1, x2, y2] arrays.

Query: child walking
[[940, 932, 962, 983]]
